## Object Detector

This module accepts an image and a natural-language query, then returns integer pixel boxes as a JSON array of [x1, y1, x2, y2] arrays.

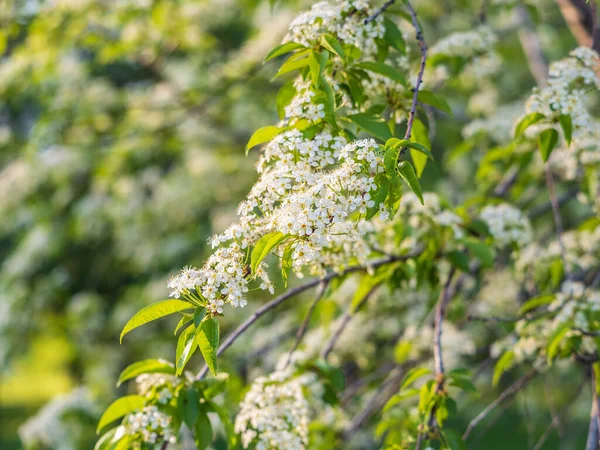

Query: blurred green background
[[0, 0, 595, 449]]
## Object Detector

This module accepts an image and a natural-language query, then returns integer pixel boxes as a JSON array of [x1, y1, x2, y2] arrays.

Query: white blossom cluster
[[494, 281, 600, 363], [430, 26, 497, 62], [167, 0, 410, 312], [516, 224, 600, 280], [124, 405, 177, 446], [234, 372, 311, 450], [480, 203, 532, 249], [284, 0, 385, 58], [462, 102, 524, 143], [136, 372, 182, 404], [522, 47, 600, 142]]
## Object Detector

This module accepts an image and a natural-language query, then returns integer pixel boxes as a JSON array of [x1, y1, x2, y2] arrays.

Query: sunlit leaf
[[120, 300, 193, 343]]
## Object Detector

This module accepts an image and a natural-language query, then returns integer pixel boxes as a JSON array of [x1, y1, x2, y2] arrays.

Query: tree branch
[[364, 0, 396, 24], [403, 0, 428, 143], [463, 368, 538, 440], [555, 0, 600, 52], [282, 280, 327, 368]]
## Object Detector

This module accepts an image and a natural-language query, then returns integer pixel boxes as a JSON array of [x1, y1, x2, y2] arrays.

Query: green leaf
[[276, 82, 297, 119], [174, 313, 193, 335], [547, 321, 571, 364], [367, 174, 390, 219], [245, 126, 283, 155], [197, 317, 220, 376], [383, 388, 420, 412], [462, 238, 495, 268], [193, 308, 206, 328], [558, 114, 572, 145], [401, 366, 431, 390], [446, 251, 470, 272], [442, 429, 466, 450], [417, 90, 452, 116], [97, 395, 146, 433], [321, 76, 336, 125], [356, 61, 406, 86], [594, 363, 600, 394], [397, 161, 423, 205], [449, 376, 477, 393], [95, 429, 117, 450], [273, 53, 310, 79], [538, 128, 559, 162], [514, 112, 545, 137], [492, 350, 514, 387], [264, 42, 305, 62], [251, 232, 289, 274], [418, 379, 435, 413], [117, 359, 175, 387], [518, 294, 555, 316], [411, 119, 431, 177], [348, 113, 393, 141], [120, 300, 193, 343], [177, 387, 200, 429], [176, 324, 198, 375], [194, 409, 213, 450], [320, 34, 345, 59], [384, 18, 406, 53], [308, 51, 328, 88]]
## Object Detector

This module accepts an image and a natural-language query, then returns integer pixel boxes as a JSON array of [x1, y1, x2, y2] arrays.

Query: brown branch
[[516, 5, 549, 85], [400, 0, 428, 159], [463, 368, 538, 440], [586, 399, 600, 450], [415, 268, 457, 450], [555, 0, 600, 52], [364, 0, 396, 24], [282, 280, 327, 368], [320, 286, 378, 360]]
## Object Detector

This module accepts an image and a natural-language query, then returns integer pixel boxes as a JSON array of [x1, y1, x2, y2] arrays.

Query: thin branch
[[364, 0, 396, 24], [527, 188, 578, 220], [321, 286, 378, 360], [463, 368, 538, 441], [282, 280, 327, 369], [400, 0, 428, 156], [516, 5, 549, 85], [586, 399, 600, 450], [593, 368, 600, 442], [341, 361, 397, 405], [195, 252, 420, 379], [555, 0, 600, 52], [415, 269, 457, 450], [545, 164, 573, 282]]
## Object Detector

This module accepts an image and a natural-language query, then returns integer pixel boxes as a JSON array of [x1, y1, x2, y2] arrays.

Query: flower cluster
[[516, 224, 600, 281], [430, 26, 497, 60], [522, 47, 600, 142], [398, 192, 465, 241], [124, 405, 177, 447], [136, 373, 182, 404], [284, 0, 385, 58], [480, 203, 532, 249], [234, 372, 311, 450]]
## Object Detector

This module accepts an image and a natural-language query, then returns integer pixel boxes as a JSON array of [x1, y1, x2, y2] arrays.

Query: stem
[[403, 0, 428, 143], [463, 368, 537, 440], [282, 280, 327, 369], [364, 0, 396, 24], [415, 269, 456, 449], [586, 398, 600, 450]]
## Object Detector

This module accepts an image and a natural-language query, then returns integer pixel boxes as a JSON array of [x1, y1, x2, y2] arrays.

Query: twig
[[516, 5, 549, 85], [586, 399, 600, 450], [364, 0, 396, 24], [341, 361, 397, 404], [545, 164, 573, 282], [493, 165, 519, 197], [195, 252, 420, 379], [160, 442, 168, 450], [403, 0, 427, 143], [467, 314, 518, 323], [414, 270, 457, 449], [282, 281, 327, 368], [321, 286, 378, 360], [593, 368, 600, 442], [527, 189, 578, 220], [463, 368, 538, 440]]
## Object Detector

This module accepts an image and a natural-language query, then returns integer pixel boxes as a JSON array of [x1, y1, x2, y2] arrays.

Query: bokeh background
[[0, 0, 596, 449]]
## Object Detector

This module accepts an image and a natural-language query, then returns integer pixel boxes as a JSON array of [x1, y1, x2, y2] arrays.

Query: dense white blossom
[[124, 405, 177, 446]]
